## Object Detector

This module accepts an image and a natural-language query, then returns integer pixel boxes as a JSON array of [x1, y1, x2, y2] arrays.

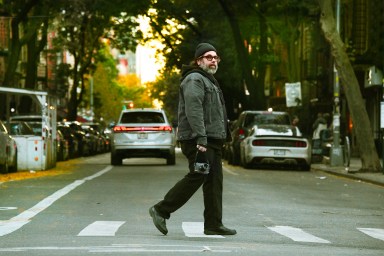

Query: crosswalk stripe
[[182, 222, 224, 238], [357, 228, 384, 241], [267, 226, 331, 243], [78, 221, 125, 236]]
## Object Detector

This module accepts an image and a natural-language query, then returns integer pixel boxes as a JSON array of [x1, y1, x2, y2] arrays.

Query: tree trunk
[[318, 0, 382, 172], [255, 3, 268, 110], [26, 33, 38, 90], [217, 0, 265, 110], [67, 62, 80, 121], [66, 44, 81, 121]]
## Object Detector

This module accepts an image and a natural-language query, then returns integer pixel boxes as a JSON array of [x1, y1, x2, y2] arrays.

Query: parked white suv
[[110, 108, 176, 165]]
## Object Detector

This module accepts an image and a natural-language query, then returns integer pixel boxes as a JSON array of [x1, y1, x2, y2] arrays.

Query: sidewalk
[[311, 157, 384, 187]]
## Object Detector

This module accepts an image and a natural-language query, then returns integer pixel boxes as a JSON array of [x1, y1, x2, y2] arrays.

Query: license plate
[[274, 149, 285, 156], [137, 133, 148, 139]]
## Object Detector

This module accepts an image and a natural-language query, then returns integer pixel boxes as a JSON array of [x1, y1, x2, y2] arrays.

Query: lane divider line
[[223, 166, 239, 176], [0, 166, 113, 237]]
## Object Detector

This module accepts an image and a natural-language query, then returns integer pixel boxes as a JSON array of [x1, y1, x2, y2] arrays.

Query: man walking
[[149, 42, 236, 236]]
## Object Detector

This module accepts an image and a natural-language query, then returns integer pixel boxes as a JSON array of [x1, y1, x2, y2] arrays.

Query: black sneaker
[[149, 206, 168, 235], [204, 225, 237, 235]]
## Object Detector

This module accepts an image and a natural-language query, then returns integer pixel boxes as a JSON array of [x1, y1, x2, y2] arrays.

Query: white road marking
[[0, 166, 113, 237], [182, 222, 224, 238], [223, 166, 239, 176], [358, 228, 384, 241], [0, 244, 233, 253], [78, 221, 125, 236], [268, 226, 331, 243], [0, 207, 17, 211]]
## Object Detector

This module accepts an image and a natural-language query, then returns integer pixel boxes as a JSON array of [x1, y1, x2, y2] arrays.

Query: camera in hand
[[194, 150, 210, 174]]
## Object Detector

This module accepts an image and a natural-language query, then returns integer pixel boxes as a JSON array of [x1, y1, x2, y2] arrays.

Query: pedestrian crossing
[[357, 228, 384, 241], [182, 222, 225, 238], [78, 221, 126, 236], [267, 226, 330, 243], [75, 221, 384, 244]]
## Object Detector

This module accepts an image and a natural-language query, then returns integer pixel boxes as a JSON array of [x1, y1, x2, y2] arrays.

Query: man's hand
[[196, 144, 207, 152]]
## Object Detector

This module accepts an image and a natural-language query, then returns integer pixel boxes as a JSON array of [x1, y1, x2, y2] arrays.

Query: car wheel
[[57, 147, 63, 161], [69, 144, 77, 158], [166, 153, 176, 165], [8, 152, 18, 173], [228, 148, 235, 165], [240, 152, 252, 169], [227, 150, 234, 164], [233, 150, 240, 165], [0, 161, 8, 174], [111, 152, 122, 165], [64, 149, 69, 161], [299, 163, 311, 171]]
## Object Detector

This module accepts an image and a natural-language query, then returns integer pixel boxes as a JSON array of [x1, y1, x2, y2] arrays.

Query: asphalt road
[[0, 149, 383, 255]]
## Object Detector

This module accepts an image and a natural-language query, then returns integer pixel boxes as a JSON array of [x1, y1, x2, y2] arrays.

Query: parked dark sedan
[[83, 122, 110, 153], [81, 125, 99, 155], [57, 124, 79, 159], [56, 130, 69, 161], [66, 121, 91, 156]]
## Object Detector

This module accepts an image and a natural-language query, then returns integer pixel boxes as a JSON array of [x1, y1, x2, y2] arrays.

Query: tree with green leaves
[[88, 44, 152, 124], [0, 0, 52, 115], [52, 0, 150, 120], [143, 0, 381, 172], [1, 0, 47, 88], [147, 70, 180, 124]]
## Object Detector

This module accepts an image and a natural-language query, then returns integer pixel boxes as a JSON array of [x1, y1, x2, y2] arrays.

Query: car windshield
[[120, 112, 165, 124], [8, 122, 35, 135], [27, 122, 43, 135], [244, 113, 290, 128]]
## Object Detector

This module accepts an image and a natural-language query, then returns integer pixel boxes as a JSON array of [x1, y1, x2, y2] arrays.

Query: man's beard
[[200, 62, 217, 74]]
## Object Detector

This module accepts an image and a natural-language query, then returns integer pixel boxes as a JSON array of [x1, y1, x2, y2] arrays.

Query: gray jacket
[[177, 65, 227, 146]]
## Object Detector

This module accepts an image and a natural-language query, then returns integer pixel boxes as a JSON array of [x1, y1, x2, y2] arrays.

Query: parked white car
[[226, 110, 291, 165], [0, 120, 18, 173], [240, 123, 311, 170]]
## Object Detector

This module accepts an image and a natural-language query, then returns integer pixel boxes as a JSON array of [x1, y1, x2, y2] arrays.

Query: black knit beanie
[[194, 43, 217, 59]]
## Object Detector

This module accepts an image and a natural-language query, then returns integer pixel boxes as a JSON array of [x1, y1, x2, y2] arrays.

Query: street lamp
[[122, 100, 134, 110]]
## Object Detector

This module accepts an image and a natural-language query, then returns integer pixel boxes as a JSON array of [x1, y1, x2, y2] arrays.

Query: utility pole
[[90, 76, 94, 122], [330, 0, 344, 166]]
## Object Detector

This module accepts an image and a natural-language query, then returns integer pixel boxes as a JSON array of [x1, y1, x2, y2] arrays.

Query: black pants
[[154, 139, 223, 229]]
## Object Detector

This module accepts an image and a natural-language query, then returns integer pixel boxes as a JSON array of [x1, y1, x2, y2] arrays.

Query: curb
[[311, 166, 384, 187]]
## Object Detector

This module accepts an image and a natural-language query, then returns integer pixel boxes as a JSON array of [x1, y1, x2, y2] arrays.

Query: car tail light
[[252, 140, 307, 147], [295, 141, 307, 147], [113, 125, 173, 133], [238, 128, 245, 139], [252, 140, 265, 146]]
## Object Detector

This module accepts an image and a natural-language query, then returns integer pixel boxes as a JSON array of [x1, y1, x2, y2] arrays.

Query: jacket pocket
[[204, 86, 214, 123]]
